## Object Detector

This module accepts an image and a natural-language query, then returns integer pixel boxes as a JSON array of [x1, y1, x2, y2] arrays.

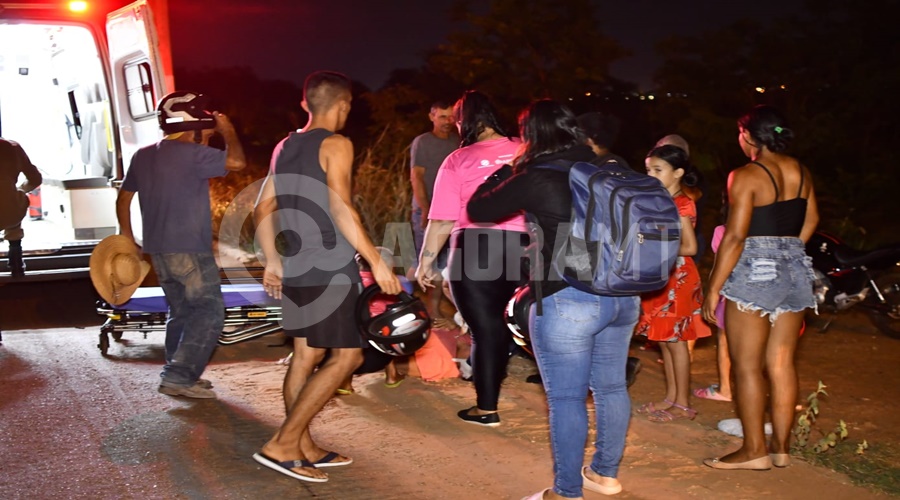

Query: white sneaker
[[717, 418, 772, 437], [453, 358, 473, 380], [453, 312, 469, 334]]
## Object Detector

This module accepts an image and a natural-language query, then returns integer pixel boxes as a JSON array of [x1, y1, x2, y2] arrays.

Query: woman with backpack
[[701, 105, 818, 470], [415, 90, 527, 427], [634, 145, 711, 423], [468, 99, 638, 499]]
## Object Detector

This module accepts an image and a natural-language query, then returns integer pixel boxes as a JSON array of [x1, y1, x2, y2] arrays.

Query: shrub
[[209, 127, 413, 268]]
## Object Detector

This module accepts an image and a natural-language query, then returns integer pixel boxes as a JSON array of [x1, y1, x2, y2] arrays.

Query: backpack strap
[[523, 211, 544, 316]]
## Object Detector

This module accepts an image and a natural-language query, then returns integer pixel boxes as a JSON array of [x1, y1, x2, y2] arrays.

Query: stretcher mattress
[[120, 284, 276, 312]]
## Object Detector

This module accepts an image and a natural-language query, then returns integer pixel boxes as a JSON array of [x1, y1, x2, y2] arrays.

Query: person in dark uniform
[[0, 138, 42, 277]]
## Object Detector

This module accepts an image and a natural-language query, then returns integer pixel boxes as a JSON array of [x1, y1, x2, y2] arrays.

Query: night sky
[[169, 0, 805, 91]]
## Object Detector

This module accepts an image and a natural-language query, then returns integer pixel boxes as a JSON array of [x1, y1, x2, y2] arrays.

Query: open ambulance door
[[105, 0, 173, 244]]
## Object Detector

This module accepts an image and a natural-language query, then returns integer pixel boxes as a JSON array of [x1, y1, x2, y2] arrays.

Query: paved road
[[0, 278, 890, 499]]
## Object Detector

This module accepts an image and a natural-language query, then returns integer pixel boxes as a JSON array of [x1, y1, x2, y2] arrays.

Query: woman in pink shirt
[[416, 90, 527, 427]]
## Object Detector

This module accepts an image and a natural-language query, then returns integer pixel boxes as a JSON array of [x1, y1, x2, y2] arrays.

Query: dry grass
[[208, 127, 413, 263], [352, 126, 413, 244], [210, 164, 266, 259]]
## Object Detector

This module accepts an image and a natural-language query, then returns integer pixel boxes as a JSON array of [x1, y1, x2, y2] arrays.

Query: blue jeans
[[531, 287, 640, 498], [151, 253, 224, 387]]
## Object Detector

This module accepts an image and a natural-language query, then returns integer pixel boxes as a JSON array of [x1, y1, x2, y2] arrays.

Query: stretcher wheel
[[111, 332, 123, 341], [98, 332, 110, 356]]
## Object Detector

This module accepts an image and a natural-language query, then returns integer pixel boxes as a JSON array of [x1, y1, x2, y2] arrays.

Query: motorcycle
[[806, 232, 900, 338]]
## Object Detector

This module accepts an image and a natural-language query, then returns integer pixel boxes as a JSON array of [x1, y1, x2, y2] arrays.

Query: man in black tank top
[[252, 71, 401, 483]]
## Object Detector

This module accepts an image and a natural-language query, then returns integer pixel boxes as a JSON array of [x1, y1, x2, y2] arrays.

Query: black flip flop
[[313, 451, 353, 468], [252, 452, 328, 482]]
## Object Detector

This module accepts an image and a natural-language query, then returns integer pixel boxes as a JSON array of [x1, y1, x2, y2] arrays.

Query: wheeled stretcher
[[96, 283, 282, 355]]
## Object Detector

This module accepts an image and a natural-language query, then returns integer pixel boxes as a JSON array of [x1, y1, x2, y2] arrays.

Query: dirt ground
[[1, 277, 898, 499]]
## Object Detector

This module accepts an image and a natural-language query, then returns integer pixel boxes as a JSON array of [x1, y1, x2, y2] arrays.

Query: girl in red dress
[[635, 145, 712, 422]]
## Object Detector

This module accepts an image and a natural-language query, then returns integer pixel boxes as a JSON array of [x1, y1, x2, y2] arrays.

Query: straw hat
[[90, 235, 151, 306]]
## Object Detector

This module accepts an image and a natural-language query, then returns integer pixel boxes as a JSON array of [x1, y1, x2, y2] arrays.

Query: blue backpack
[[536, 154, 681, 296]]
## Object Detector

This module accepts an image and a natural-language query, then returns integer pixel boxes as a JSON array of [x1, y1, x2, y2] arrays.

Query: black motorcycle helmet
[[356, 284, 431, 356], [505, 284, 535, 355], [157, 91, 216, 134]]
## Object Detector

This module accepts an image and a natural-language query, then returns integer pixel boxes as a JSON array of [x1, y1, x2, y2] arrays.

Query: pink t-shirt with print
[[429, 137, 527, 233]]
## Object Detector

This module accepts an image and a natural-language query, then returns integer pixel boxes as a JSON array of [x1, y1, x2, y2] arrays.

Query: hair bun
[[682, 169, 700, 188], [738, 105, 793, 153]]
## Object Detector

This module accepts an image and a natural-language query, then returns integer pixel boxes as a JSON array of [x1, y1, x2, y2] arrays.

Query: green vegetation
[[792, 381, 900, 496], [803, 439, 900, 496], [792, 381, 848, 453]]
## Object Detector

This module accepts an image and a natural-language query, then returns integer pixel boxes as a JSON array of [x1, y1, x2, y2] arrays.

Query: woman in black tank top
[[702, 105, 819, 471]]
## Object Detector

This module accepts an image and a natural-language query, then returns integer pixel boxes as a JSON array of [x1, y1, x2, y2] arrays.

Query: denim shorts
[[721, 236, 816, 324]]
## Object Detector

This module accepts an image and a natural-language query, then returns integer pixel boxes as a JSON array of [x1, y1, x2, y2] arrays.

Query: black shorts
[[281, 282, 366, 349]]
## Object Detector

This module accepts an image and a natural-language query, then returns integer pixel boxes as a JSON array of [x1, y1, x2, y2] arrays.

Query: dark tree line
[[180, 0, 900, 248], [649, 0, 900, 246]]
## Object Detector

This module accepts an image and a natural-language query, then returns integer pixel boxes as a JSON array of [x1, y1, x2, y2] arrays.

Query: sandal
[[384, 375, 405, 388], [636, 399, 673, 415], [252, 452, 328, 483], [693, 384, 732, 402], [647, 402, 697, 423]]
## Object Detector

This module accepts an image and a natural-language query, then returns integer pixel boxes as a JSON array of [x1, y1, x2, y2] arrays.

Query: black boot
[[7, 239, 24, 277]]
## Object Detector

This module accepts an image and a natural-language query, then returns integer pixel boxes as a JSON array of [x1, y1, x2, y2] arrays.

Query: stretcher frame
[[95, 283, 282, 355]]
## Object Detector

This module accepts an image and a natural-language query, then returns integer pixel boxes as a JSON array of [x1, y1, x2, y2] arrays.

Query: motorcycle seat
[[834, 244, 900, 269]]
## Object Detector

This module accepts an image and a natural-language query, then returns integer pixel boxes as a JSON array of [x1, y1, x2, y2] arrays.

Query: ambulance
[[0, 0, 172, 279]]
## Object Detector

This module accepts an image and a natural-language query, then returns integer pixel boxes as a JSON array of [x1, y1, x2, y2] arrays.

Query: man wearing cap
[[1, 138, 42, 277], [116, 91, 246, 399]]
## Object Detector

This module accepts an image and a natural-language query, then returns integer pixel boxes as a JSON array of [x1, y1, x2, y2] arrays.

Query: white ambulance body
[[0, 0, 171, 278]]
